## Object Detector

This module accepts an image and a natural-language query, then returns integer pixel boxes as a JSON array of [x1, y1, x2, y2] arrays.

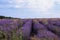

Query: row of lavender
[[0, 19, 22, 40], [22, 19, 60, 40], [0, 18, 60, 40]]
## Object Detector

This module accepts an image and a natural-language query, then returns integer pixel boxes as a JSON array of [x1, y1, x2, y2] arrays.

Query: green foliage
[[0, 16, 13, 19], [11, 29, 22, 40], [0, 31, 7, 40]]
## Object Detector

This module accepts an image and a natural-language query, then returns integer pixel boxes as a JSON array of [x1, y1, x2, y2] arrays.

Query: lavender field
[[0, 16, 60, 40]]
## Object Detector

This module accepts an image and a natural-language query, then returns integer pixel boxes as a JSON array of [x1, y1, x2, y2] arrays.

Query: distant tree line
[[0, 16, 13, 19]]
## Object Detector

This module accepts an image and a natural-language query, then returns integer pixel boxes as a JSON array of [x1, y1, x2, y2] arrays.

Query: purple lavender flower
[[22, 20, 32, 40], [33, 20, 47, 31], [36, 30, 59, 40], [47, 19, 60, 37]]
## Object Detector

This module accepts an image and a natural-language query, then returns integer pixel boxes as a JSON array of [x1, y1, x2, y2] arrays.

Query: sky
[[0, 0, 60, 18]]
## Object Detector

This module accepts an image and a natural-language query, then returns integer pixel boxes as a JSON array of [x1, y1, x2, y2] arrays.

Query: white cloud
[[27, 0, 55, 11], [3, 0, 60, 11], [55, 0, 60, 4], [9, 0, 55, 11], [9, 0, 24, 4], [14, 5, 21, 8], [1, 0, 60, 10]]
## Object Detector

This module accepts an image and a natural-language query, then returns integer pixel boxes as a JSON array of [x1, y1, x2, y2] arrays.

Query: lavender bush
[[0, 18, 60, 40]]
